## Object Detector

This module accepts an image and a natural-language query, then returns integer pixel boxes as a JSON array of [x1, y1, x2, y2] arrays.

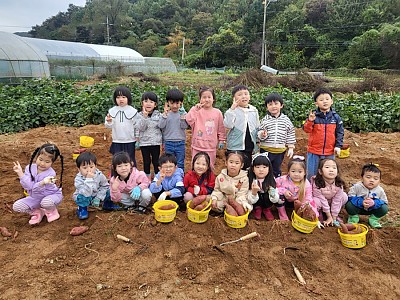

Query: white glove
[[43, 176, 56, 185], [193, 185, 200, 195], [242, 202, 252, 212], [268, 187, 279, 203], [317, 221, 324, 229], [158, 192, 167, 201], [277, 196, 285, 205], [287, 148, 294, 158], [334, 147, 341, 156]]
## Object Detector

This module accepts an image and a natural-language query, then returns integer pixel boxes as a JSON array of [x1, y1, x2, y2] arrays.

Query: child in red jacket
[[303, 88, 344, 180], [183, 152, 215, 203]]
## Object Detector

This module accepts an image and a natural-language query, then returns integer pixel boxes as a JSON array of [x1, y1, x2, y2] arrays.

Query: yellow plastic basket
[[291, 210, 318, 234], [153, 200, 179, 223], [338, 224, 368, 249], [186, 198, 212, 224], [80, 136, 94, 148], [72, 153, 80, 160], [339, 147, 350, 159], [224, 210, 250, 229]]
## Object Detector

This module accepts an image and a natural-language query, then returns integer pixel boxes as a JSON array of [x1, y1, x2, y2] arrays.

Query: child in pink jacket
[[311, 158, 347, 226], [185, 86, 226, 169], [110, 152, 151, 213]]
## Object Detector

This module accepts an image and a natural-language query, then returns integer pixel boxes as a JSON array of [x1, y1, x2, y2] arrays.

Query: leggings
[[140, 145, 160, 175]]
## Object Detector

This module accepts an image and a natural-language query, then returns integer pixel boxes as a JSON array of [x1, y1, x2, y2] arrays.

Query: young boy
[[224, 85, 260, 170], [149, 152, 185, 210], [258, 93, 296, 177], [346, 163, 388, 228], [159, 89, 188, 170], [303, 88, 344, 180], [72, 152, 111, 219]]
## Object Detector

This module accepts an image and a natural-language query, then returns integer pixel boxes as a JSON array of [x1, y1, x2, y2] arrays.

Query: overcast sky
[[0, 0, 87, 33]]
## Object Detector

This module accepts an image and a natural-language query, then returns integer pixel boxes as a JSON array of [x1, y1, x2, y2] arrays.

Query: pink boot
[[253, 206, 262, 220], [277, 206, 289, 221], [29, 208, 45, 225], [44, 207, 60, 223], [263, 207, 275, 221]]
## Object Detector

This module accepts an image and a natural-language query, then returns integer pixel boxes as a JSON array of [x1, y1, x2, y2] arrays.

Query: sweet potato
[[301, 204, 316, 221], [339, 223, 349, 234], [190, 195, 208, 209], [70, 226, 89, 236], [194, 201, 208, 211], [225, 204, 238, 216], [345, 224, 357, 231], [340, 223, 362, 234], [294, 200, 302, 213], [227, 196, 245, 216], [158, 204, 176, 210], [0, 227, 12, 237]]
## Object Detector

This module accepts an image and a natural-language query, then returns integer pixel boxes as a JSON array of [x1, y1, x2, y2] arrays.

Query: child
[[136, 91, 162, 180], [346, 163, 388, 228], [311, 158, 347, 226], [159, 88, 188, 170], [247, 153, 280, 220], [72, 152, 111, 220], [185, 86, 226, 168], [224, 85, 260, 170], [12, 143, 64, 225], [303, 87, 344, 180], [109, 152, 152, 213], [258, 92, 296, 177], [183, 151, 216, 203], [210, 151, 251, 213], [105, 86, 139, 167], [149, 152, 185, 209], [275, 156, 318, 221]]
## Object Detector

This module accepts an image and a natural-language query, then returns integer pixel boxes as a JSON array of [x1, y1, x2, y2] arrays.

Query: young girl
[[210, 151, 251, 213], [185, 86, 226, 168], [183, 151, 216, 203], [247, 153, 280, 220], [12, 143, 64, 225], [275, 156, 318, 221], [311, 158, 347, 226], [109, 152, 152, 213], [105, 86, 139, 167], [136, 92, 162, 180], [346, 163, 388, 228]]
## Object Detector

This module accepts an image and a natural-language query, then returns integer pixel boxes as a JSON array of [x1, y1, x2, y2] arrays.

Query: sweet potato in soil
[[1, 125, 400, 299]]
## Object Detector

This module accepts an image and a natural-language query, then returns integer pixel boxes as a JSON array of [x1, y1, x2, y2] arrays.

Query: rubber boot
[[277, 206, 289, 221], [102, 199, 121, 211], [29, 208, 45, 225], [368, 214, 382, 228], [44, 207, 60, 222], [263, 207, 275, 221], [347, 214, 359, 224], [253, 206, 262, 220], [76, 206, 88, 220]]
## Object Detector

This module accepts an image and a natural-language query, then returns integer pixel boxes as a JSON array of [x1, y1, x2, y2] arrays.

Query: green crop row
[[0, 79, 399, 134]]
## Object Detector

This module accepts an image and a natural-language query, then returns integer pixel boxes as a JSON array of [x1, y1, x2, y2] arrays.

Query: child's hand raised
[[308, 110, 316, 122], [251, 179, 260, 195], [106, 113, 112, 123], [142, 108, 149, 118], [111, 177, 121, 191], [13, 161, 23, 177], [195, 102, 204, 110], [231, 98, 239, 110], [260, 130, 268, 138], [163, 103, 170, 116]]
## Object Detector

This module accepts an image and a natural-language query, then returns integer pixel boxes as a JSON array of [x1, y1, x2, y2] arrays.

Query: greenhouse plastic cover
[[22, 37, 145, 63]]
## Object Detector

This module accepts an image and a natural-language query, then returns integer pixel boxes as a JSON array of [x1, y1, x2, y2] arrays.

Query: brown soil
[[1, 125, 399, 300]]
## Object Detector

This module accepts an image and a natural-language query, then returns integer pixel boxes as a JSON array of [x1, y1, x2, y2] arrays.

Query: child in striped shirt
[[258, 93, 296, 177]]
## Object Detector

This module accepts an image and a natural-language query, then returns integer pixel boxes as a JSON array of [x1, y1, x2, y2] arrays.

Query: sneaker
[[347, 215, 359, 224], [102, 200, 122, 211], [133, 206, 148, 214]]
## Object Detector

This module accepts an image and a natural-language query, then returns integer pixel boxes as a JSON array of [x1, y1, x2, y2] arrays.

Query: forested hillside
[[29, 0, 400, 69]]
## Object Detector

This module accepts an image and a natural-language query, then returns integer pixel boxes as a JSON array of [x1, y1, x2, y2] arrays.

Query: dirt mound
[[1, 125, 400, 299]]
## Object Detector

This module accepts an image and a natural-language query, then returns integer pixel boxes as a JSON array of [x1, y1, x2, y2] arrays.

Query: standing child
[[183, 151, 216, 203], [275, 156, 318, 221], [149, 152, 185, 209], [185, 86, 226, 168], [224, 85, 260, 170], [72, 152, 111, 220], [105, 86, 139, 167], [136, 92, 162, 180], [159, 89, 188, 170], [109, 152, 152, 213], [303, 88, 344, 180], [210, 151, 251, 213], [311, 158, 347, 226], [346, 163, 388, 228], [247, 153, 280, 220], [258, 92, 296, 177], [12, 143, 64, 225]]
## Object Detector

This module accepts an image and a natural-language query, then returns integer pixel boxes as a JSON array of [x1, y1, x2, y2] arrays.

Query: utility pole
[[261, 0, 277, 67], [181, 37, 185, 62], [101, 16, 114, 45]]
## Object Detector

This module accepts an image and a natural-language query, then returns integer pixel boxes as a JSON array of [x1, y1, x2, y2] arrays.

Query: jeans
[[306, 152, 334, 181], [164, 140, 186, 170]]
